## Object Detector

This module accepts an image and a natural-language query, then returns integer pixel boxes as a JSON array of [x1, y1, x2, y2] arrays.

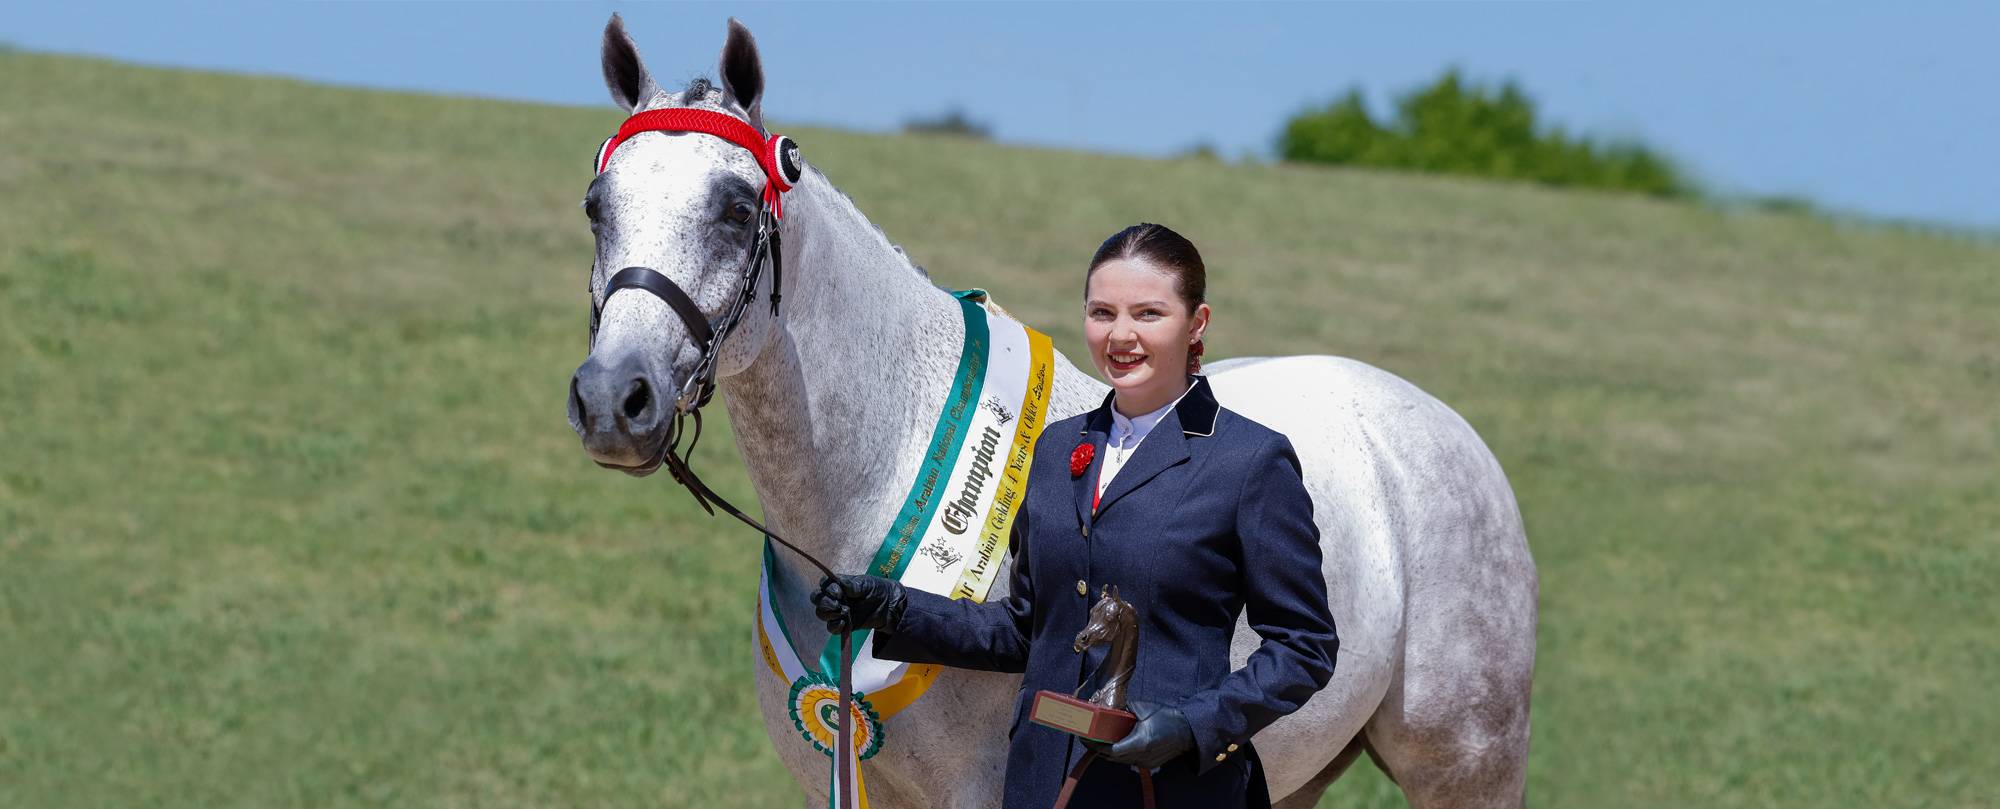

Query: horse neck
[[1108, 613, 1138, 670], [720, 169, 964, 590]]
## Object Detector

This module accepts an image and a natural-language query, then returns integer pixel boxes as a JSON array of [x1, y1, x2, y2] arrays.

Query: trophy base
[[1030, 691, 1136, 743]]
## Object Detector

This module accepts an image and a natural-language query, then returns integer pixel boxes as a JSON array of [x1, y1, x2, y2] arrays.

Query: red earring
[[1188, 338, 1205, 374]]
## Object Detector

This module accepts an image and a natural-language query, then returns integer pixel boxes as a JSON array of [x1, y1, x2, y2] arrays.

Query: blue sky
[[10, 2, 1996, 230]]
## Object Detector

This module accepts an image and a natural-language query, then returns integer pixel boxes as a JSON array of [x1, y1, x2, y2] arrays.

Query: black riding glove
[[1086, 700, 1196, 770], [812, 574, 907, 634]]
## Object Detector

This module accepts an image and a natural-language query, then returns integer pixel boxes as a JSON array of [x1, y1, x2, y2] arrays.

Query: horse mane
[[682, 76, 714, 101], [802, 163, 935, 282]]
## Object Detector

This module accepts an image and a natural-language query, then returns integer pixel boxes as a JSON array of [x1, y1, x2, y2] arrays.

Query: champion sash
[[755, 290, 1054, 809]]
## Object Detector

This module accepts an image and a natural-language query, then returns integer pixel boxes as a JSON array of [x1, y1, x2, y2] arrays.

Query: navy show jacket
[[874, 374, 1339, 809]]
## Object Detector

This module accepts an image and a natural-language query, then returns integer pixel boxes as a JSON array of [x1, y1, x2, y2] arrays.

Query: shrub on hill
[[1279, 68, 1690, 198], [903, 107, 993, 139]]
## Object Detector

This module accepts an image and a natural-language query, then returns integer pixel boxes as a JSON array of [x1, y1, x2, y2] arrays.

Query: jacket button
[[1215, 753, 1227, 762], [1075, 580, 1088, 596], [1080, 524, 1089, 538], [1227, 743, 1239, 752]]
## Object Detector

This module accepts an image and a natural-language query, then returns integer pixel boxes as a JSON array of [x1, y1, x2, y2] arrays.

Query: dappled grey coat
[[875, 374, 1339, 809]]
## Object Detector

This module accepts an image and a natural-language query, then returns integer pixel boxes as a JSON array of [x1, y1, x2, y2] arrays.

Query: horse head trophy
[[1030, 584, 1141, 742], [1073, 584, 1139, 709]]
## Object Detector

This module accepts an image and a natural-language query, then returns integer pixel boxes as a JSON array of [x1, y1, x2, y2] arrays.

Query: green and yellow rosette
[[788, 672, 884, 761]]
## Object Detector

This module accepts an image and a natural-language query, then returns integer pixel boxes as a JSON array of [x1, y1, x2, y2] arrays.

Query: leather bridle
[[585, 108, 812, 544], [586, 212, 781, 414], [587, 108, 800, 414]]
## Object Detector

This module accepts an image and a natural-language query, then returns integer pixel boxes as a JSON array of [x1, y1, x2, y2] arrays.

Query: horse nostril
[[570, 375, 590, 430], [622, 377, 652, 421]]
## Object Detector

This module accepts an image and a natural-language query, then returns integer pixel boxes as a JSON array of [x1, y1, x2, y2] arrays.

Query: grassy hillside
[[2, 51, 1994, 807]]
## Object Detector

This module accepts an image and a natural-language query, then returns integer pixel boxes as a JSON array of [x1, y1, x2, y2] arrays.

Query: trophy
[[1030, 584, 1139, 743]]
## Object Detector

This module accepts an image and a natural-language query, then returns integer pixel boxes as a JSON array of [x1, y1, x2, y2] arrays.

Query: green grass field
[[2, 52, 1994, 807]]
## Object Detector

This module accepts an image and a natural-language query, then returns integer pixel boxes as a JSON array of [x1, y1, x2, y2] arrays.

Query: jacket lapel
[[1072, 390, 1115, 528], [1091, 409, 1190, 518], [1074, 375, 1222, 524]]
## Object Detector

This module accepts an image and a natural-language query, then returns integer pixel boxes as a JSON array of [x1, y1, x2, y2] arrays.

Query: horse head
[[568, 14, 794, 476], [1072, 584, 1134, 654]]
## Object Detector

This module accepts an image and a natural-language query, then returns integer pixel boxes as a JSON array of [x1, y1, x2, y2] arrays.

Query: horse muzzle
[[569, 349, 676, 475]]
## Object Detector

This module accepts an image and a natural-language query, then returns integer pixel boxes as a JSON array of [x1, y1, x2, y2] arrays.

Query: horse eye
[[728, 201, 754, 224], [583, 197, 602, 223]]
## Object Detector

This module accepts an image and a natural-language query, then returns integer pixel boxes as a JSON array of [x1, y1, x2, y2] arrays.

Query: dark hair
[[1085, 223, 1209, 373], [1087, 223, 1206, 309]]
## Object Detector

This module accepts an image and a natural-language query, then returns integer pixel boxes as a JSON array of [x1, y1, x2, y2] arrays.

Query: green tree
[[1279, 68, 1690, 198], [903, 107, 992, 139]]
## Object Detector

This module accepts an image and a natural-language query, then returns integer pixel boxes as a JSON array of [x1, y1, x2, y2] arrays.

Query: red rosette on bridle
[[1069, 442, 1095, 478]]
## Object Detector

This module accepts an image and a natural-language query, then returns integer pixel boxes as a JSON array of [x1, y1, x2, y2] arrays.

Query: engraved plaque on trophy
[[1030, 584, 1139, 743]]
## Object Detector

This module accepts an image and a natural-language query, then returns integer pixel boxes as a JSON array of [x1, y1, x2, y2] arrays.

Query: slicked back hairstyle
[[1085, 223, 1207, 314]]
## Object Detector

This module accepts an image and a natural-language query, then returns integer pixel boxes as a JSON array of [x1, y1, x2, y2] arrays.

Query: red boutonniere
[[1069, 442, 1095, 478]]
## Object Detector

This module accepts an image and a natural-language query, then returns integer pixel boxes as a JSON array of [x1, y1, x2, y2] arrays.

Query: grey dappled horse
[[567, 15, 1537, 808]]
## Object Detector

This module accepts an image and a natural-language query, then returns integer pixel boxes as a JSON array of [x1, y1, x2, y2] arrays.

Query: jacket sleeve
[[1178, 433, 1338, 773], [871, 512, 1035, 673]]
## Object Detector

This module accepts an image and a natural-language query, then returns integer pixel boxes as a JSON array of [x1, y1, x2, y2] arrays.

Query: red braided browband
[[595, 108, 797, 218]]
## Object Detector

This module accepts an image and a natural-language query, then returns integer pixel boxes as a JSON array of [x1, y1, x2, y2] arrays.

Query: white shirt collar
[[1109, 379, 1195, 446]]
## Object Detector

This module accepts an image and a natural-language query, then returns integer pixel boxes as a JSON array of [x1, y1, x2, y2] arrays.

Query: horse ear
[[718, 18, 766, 130], [601, 13, 660, 113], [1111, 585, 1121, 601]]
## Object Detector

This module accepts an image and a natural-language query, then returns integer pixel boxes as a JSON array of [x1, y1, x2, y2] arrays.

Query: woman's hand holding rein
[[813, 574, 908, 634]]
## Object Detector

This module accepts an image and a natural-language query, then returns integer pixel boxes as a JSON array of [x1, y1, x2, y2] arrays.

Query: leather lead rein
[[1051, 751, 1157, 809]]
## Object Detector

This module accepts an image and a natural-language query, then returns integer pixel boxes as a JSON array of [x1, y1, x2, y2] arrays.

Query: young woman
[[815, 223, 1338, 809]]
